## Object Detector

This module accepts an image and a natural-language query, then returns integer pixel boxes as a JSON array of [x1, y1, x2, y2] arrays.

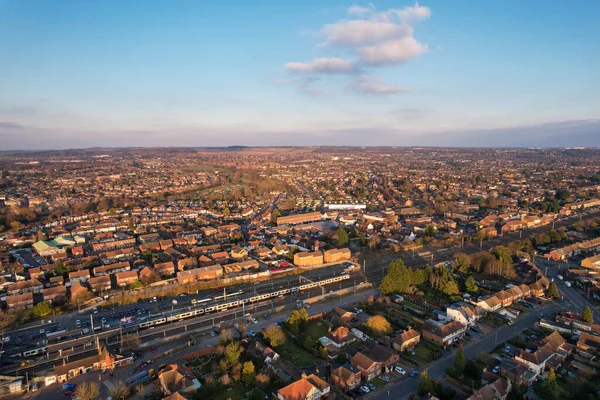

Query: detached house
[[274, 374, 330, 400], [332, 364, 362, 391], [392, 327, 421, 352], [350, 352, 382, 381], [368, 344, 400, 373], [422, 319, 466, 347]]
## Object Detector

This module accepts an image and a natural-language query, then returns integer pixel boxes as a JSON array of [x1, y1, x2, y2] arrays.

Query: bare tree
[[74, 381, 101, 400], [109, 380, 130, 400]]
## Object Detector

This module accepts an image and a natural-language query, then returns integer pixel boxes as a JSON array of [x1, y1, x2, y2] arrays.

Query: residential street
[[369, 300, 570, 400]]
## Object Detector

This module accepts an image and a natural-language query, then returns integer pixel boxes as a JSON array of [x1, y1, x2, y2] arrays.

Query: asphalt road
[[369, 299, 570, 400]]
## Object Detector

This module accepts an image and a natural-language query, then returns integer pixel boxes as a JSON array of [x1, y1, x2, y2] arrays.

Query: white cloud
[[394, 2, 431, 22], [359, 37, 428, 65], [348, 76, 410, 95], [320, 20, 412, 47], [348, 3, 375, 17], [285, 57, 357, 74]]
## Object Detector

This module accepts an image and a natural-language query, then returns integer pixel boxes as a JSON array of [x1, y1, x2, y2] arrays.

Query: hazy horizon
[[1, 0, 599, 149]]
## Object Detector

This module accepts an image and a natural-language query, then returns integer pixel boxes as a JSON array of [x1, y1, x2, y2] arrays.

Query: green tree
[[129, 280, 143, 289], [423, 225, 436, 237], [335, 227, 349, 246], [540, 368, 559, 400], [380, 259, 412, 295], [546, 281, 559, 299], [225, 342, 243, 366], [359, 232, 367, 246], [303, 335, 314, 349], [417, 370, 435, 396], [242, 361, 255, 386], [442, 280, 460, 296], [455, 345, 466, 375], [582, 306, 594, 323], [453, 252, 471, 273], [223, 207, 230, 217], [31, 302, 52, 317], [270, 209, 280, 224], [465, 276, 479, 293]]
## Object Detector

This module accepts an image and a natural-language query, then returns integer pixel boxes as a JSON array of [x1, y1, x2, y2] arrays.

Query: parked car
[[360, 385, 370, 393], [395, 366, 406, 375], [367, 383, 376, 391], [248, 331, 256, 337], [251, 318, 258, 324], [507, 320, 514, 326], [63, 384, 76, 391], [492, 366, 500, 374], [504, 346, 511, 353]]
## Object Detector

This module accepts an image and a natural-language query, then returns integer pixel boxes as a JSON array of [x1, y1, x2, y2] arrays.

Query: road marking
[[104, 380, 115, 391]]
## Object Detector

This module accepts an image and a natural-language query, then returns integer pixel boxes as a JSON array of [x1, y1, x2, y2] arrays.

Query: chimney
[[301, 372, 307, 379]]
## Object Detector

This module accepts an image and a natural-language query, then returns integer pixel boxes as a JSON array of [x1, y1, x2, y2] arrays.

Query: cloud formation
[[358, 37, 428, 65], [285, 57, 357, 74], [348, 76, 410, 95], [282, 2, 430, 95]]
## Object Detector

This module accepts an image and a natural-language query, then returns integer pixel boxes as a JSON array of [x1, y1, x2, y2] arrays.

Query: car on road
[[251, 318, 258, 324], [492, 366, 500, 374], [538, 313, 544, 319], [395, 366, 406, 375], [507, 320, 514, 326], [409, 370, 419, 377], [210, 331, 217, 337], [63, 384, 76, 391]]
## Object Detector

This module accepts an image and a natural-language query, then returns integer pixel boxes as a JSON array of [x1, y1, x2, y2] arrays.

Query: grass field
[[277, 341, 315, 368], [306, 321, 330, 339], [214, 384, 247, 400]]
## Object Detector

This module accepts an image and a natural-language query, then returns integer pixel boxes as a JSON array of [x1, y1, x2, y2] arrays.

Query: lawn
[[306, 321, 330, 340], [214, 384, 248, 400], [277, 341, 315, 368], [372, 376, 388, 389], [414, 341, 442, 363]]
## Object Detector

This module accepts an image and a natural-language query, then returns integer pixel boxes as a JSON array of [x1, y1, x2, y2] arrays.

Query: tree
[[122, 333, 141, 348], [368, 234, 381, 249], [303, 335, 314, 349], [270, 209, 280, 224], [130, 280, 143, 289], [109, 380, 130, 400], [255, 372, 270, 388], [242, 361, 255, 385], [336, 227, 349, 246], [365, 315, 392, 337], [74, 381, 101, 400], [286, 308, 308, 335], [443, 280, 460, 296], [582, 306, 594, 323], [453, 252, 471, 273], [417, 370, 435, 396], [225, 342, 243, 366], [359, 232, 367, 246], [263, 325, 286, 347], [465, 276, 479, 293], [540, 368, 559, 400], [454, 345, 466, 375], [546, 281, 559, 299], [380, 259, 412, 295], [31, 302, 52, 317], [71, 290, 92, 308], [423, 225, 436, 237]]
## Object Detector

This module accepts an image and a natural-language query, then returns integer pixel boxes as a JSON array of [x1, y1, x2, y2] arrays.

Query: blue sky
[[0, 0, 599, 149]]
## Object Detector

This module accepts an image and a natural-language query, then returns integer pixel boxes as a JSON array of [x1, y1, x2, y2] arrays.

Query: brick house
[[422, 319, 467, 347], [392, 327, 421, 352], [115, 270, 139, 287], [88, 275, 112, 292], [42, 286, 67, 305], [6, 292, 34, 310], [332, 364, 362, 391], [350, 352, 382, 381]]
